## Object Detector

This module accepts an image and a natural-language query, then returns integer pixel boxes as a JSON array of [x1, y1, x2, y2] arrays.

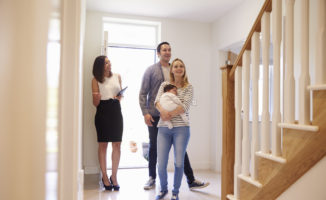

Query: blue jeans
[[147, 117, 195, 183], [157, 126, 190, 195]]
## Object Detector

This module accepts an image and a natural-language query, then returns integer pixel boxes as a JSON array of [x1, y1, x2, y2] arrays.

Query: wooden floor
[[84, 168, 221, 200]]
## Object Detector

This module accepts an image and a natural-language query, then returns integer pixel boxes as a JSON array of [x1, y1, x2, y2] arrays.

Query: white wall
[[210, 0, 265, 172], [277, 156, 326, 200], [212, 0, 265, 50], [82, 11, 213, 173], [209, 50, 226, 172], [82, 11, 103, 174]]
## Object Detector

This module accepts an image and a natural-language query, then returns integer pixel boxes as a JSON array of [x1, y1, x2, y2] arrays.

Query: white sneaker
[[144, 176, 155, 190]]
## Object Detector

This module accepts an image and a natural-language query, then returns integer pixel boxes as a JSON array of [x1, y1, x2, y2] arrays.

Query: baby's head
[[163, 84, 177, 95]]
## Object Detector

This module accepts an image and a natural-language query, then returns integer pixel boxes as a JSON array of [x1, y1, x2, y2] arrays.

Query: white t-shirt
[[161, 65, 170, 81]]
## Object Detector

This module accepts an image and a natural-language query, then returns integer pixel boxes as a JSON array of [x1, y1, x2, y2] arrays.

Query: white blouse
[[98, 73, 121, 100]]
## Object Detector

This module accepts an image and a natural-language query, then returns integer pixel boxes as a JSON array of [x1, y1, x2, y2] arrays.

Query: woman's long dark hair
[[92, 55, 112, 83]]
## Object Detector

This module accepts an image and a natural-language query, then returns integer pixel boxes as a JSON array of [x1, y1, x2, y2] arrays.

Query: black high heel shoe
[[102, 178, 113, 191], [110, 176, 120, 191]]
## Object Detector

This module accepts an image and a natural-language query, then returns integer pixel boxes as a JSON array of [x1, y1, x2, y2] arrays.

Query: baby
[[159, 84, 189, 129]]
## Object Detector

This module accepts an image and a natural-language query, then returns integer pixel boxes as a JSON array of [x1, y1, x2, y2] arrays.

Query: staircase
[[238, 88, 326, 200], [220, 0, 326, 199]]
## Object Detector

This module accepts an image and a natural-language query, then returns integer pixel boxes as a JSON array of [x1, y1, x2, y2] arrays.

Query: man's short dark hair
[[163, 84, 177, 93], [157, 41, 170, 53]]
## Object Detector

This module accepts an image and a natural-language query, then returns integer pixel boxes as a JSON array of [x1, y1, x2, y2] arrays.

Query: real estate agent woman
[[92, 55, 123, 191]]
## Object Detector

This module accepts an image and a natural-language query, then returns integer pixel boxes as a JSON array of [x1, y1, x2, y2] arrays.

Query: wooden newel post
[[221, 65, 235, 200]]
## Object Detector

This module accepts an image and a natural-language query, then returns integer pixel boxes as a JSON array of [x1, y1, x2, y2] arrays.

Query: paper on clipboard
[[117, 86, 128, 96]]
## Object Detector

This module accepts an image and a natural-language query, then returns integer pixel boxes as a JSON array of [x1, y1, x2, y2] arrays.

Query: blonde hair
[[169, 58, 189, 88]]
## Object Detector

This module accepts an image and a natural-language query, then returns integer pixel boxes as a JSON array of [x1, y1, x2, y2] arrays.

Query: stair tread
[[255, 151, 286, 163], [238, 174, 262, 188], [226, 194, 239, 200], [308, 84, 326, 90], [279, 122, 319, 132]]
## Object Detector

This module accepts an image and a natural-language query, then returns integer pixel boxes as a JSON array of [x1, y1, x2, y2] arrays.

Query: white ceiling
[[86, 0, 244, 23]]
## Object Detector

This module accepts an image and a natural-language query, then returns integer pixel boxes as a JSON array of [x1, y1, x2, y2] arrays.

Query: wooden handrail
[[229, 0, 272, 79]]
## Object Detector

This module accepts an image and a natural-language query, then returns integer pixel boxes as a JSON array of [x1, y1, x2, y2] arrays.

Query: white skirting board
[[78, 169, 84, 200]]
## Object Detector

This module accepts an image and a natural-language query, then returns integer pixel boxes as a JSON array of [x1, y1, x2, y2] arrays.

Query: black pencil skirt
[[95, 99, 123, 142]]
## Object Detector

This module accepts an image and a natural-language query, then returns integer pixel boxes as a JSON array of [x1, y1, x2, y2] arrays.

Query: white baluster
[[241, 50, 251, 176], [316, 0, 326, 85], [261, 12, 271, 153], [299, 0, 310, 125], [272, 0, 282, 156], [234, 66, 242, 199], [251, 32, 260, 180], [284, 0, 295, 123]]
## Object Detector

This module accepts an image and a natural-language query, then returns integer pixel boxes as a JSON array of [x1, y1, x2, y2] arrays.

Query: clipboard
[[117, 86, 128, 96]]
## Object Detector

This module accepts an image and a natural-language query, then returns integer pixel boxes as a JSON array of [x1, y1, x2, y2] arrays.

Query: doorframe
[[58, 0, 85, 199]]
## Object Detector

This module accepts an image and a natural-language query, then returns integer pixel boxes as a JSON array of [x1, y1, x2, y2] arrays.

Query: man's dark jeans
[[148, 116, 195, 183]]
